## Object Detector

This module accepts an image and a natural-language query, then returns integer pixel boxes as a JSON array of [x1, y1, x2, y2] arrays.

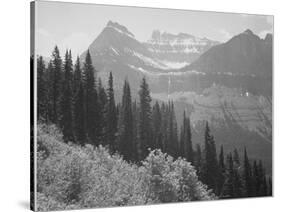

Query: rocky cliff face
[[145, 30, 219, 68]]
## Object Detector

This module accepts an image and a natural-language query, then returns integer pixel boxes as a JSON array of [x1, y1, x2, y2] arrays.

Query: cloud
[[259, 29, 273, 39], [219, 29, 232, 42], [60, 33, 92, 57], [36, 28, 56, 57], [36, 29, 92, 57], [37, 28, 52, 37], [266, 16, 273, 26], [259, 16, 273, 38]]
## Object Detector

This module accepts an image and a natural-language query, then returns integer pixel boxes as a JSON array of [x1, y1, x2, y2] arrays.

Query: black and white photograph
[[30, 1, 273, 211]]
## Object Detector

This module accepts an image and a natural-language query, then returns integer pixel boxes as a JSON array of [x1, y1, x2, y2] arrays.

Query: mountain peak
[[106, 20, 135, 38], [264, 33, 272, 42], [243, 29, 254, 35]]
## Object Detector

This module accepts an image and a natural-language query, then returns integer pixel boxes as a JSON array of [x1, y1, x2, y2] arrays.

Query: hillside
[[36, 123, 214, 211]]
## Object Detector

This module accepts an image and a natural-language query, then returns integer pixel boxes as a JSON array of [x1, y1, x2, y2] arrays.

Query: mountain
[[186, 29, 272, 77], [80, 22, 272, 172], [145, 30, 219, 68], [81, 21, 220, 89]]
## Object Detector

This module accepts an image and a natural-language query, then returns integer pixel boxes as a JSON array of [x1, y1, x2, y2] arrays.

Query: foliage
[[36, 123, 215, 211]]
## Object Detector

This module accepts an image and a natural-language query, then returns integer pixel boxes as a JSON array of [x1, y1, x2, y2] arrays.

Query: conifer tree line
[[36, 46, 272, 199]]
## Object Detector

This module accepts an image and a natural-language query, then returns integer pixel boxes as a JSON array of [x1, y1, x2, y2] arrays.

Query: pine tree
[[257, 160, 266, 196], [179, 111, 193, 162], [218, 145, 225, 196], [37, 56, 48, 121], [152, 101, 162, 150], [219, 146, 225, 172], [46, 61, 54, 122], [83, 50, 99, 144], [233, 148, 240, 166], [160, 103, 169, 153], [73, 56, 82, 94], [60, 50, 74, 142], [268, 177, 272, 196], [233, 166, 243, 198], [262, 176, 268, 196], [105, 72, 117, 150], [50, 46, 63, 124], [117, 80, 134, 161], [243, 148, 253, 197], [138, 77, 152, 159], [132, 100, 139, 161], [202, 121, 219, 194], [194, 144, 202, 179], [223, 153, 234, 198], [97, 78, 107, 143], [166, 102, 178, 158], [253, 160, 259, 196], [73, 82, 86, 145]]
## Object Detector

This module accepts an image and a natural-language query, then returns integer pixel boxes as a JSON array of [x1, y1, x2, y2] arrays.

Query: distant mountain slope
[[186, 29, 272, 77]]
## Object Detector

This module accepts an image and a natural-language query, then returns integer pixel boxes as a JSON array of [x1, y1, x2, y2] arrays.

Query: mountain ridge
[[185, 29, 272, 77]]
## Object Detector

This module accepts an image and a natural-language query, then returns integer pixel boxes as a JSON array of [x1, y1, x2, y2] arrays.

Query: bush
[[142, 150, 215, 203], [36, 123, 215, 211]]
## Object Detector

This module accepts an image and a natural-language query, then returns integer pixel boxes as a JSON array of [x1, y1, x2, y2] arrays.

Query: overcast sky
[[35, 1, 273, 57]]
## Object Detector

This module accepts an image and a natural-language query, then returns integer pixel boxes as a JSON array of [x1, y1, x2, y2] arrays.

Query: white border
[[0, 0, 279, 212]]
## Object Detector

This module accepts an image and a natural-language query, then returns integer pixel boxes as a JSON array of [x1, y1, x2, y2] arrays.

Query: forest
[[35, 46, 272, 210]]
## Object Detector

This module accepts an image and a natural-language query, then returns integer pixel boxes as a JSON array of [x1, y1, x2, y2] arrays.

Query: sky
[[35, 0, 273, 57]]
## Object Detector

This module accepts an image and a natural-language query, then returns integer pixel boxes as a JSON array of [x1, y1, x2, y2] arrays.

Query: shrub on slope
[[36, 123, 215, 211]]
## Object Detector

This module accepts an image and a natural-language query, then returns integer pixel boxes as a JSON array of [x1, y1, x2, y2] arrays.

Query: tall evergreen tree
[[73, 56, 82, 94], [223, 153, 234, 198], [243, 148, 253, 197], [257, 160, 266, 196], [97, 78, 107, 143], [50, 46, 63, 124], [202, 122, 219, 194], [166, 102, 178, 158], [105, 72, 117, 150], [262, 176, 268, 196], [233, 166, 243, 198], [219, 146, 225, 171], [233, 148, 240, 166], [253, 160, 259, 196], [83, 50, 99, 144], [268, 177, 272, 196], [194, 144, 202, 179], [132, 100, 140, 161], [46, 61, 54, 122], [138, 77, 152, 159], [60, 50, 74, 142], [152, 101, 162, 150], [180, 111, 193, 163], [218, 145, 225, 196], [117, 80, 134, 161], [73, 82, 86, 145], [37, 56, 48, 121]]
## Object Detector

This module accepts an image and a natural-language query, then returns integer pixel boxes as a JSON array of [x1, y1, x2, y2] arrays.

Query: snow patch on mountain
[[110, 47, 119, 55], [131, 51, 168, 69], [128, 64, 205, 76], [160, 61, 190, 69]]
